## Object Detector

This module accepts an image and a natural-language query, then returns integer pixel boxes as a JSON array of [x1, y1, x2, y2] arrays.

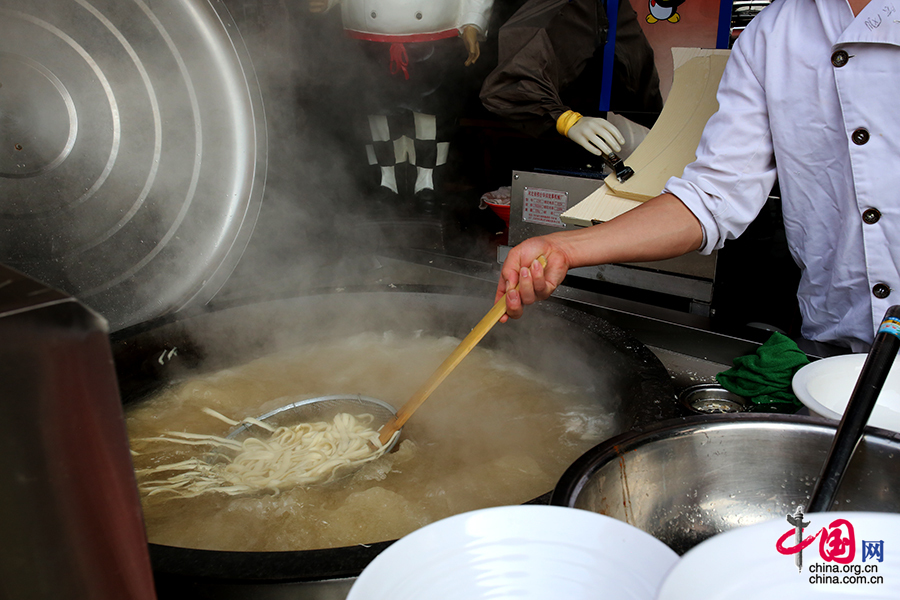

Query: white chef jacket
[[322, 0, 493, 41], [665, 0, 900, 351]]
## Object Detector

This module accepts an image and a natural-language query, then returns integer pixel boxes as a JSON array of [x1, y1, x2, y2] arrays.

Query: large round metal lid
[[0, 0, 267, 331]]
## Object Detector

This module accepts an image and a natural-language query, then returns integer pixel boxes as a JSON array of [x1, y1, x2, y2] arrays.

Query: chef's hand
[[566, 116, 625, 156], [462, 26, 481, 66], [495, 237, 572, 322], [309, 0, 327, 13]]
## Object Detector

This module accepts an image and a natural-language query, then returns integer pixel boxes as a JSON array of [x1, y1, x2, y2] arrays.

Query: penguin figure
[[647, 0, 686, 23]]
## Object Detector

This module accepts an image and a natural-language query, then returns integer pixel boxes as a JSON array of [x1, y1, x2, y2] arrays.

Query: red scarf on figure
[[344, 29, 460, 80]]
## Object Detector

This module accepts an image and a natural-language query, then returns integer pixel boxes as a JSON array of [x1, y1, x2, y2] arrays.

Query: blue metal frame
[[716, 0, 735, 48], [598, 0, 620, 112], [598, 0, 735, 112]]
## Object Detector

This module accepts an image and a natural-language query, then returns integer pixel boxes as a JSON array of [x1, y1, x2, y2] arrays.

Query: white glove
[[606, 112, 650, 159], [565, 116, 625, 156]]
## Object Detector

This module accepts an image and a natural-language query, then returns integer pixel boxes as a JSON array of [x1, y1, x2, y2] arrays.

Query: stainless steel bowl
[[551, 414, 900, 555]]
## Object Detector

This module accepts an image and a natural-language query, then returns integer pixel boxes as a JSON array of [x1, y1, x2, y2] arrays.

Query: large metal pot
[[551, 414, 900, 555], [112, 286, 682, 599]]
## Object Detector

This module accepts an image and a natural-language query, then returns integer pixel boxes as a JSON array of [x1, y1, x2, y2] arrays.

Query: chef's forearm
[[550, 193, 704, 268]]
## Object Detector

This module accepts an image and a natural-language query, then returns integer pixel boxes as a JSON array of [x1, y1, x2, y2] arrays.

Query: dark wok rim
[[115, 284, 679, 584], [148, 491, 555, 585], [550, 412, 900, 509]]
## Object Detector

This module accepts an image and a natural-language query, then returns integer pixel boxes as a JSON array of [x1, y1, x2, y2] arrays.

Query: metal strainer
[[226, 394, 399, 451]]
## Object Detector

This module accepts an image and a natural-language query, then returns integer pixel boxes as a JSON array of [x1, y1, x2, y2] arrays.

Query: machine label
[[522, 187, 568, 228]]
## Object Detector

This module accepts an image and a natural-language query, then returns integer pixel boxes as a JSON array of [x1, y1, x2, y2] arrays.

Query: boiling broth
[[127, 332, 613, 551]]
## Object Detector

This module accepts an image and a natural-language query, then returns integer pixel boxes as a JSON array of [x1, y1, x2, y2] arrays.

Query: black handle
[[806, 305, 900, 513], [600, 151, 635, 183]]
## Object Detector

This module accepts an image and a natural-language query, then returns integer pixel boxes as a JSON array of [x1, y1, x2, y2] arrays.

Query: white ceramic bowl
[[792, 354, 900, 434], [346, 505, 679, 600], [658, 511, 900, 599]]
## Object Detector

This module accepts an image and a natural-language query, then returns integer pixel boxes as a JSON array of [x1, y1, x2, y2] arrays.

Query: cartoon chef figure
[[310, 0, 494, 215]]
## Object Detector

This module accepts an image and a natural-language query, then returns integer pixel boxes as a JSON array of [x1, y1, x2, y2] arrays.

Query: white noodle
[[135, 411, 396, 498]]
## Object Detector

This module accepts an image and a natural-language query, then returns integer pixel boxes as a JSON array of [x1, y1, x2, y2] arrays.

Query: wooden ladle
[[228, 256, 548, 464], [376, 255, 548, 445]]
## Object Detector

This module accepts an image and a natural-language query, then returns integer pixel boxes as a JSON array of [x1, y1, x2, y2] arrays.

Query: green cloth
[[716, 331, 810, 412]]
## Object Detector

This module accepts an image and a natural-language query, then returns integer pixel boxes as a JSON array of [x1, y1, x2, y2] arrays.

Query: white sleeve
[[459, 0, 493, 36], [664, 29, 777, 255]]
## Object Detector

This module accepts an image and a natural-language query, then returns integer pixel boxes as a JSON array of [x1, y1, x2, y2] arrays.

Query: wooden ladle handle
[[378, 255, 548, 446]]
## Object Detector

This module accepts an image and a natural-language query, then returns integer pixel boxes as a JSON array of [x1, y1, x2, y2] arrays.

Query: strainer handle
[[806, 305, 900, 513]]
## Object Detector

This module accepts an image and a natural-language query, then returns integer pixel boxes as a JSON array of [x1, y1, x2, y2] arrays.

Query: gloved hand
[[606, 112, 650, 159], [565, 116, 625, 156]]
